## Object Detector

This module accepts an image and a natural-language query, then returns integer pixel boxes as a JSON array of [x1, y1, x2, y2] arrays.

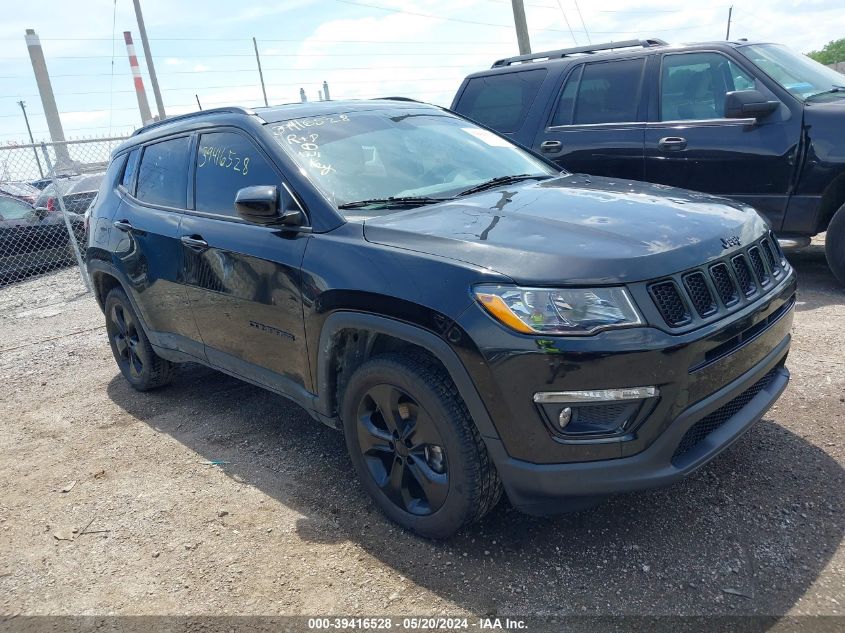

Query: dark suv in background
[[452, 38, 845, 283], [87, 100, 794, 537]]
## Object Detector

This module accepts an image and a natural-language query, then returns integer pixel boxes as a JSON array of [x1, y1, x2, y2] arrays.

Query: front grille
[[648, 281, 691, 326], [761, 239, 782, 278], [672, 367, 779, 462], [710, 263, 739, 306], [748, 246, 770, 287], [647, 235, 788, 329], [769, 231, 787, 266], [732, 255, 756, 297], [683, 272, 717, 317]]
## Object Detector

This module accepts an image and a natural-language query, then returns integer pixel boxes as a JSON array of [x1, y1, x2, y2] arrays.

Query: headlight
[[474, 284, 643, 335]]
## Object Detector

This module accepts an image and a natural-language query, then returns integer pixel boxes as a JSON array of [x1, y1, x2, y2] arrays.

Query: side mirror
[[724, 90, 780, 119], [234, 185, 304, 227]]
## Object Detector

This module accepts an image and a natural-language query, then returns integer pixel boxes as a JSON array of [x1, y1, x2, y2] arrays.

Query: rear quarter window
[[456, 69, 547, 133], [120, 149, 140, 193]]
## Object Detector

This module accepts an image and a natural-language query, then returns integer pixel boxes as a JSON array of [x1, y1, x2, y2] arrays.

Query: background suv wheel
[[826, 203, 845, 286], [341, 352, 502, 538]]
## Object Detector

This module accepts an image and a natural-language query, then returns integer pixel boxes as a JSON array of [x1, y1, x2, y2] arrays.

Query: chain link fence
[[0, 137, 127, 307]]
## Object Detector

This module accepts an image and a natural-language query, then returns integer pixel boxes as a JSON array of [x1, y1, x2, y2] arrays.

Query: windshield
[[738, 44, 845, 101], [267, 108, 557, 215]]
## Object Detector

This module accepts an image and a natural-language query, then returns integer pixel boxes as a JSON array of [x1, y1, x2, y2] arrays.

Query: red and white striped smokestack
[[124, 31, 153, 125]]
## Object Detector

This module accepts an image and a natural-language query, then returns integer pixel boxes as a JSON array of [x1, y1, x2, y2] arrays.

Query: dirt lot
[[0, 241, 842, 627]]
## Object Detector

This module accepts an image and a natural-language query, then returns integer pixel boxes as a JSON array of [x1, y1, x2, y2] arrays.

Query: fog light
[[558, 407, 572, 429]]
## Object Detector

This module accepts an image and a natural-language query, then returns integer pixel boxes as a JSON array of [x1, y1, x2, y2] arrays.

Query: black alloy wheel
[[356, 383, 449, 516], [104, 286, 172, 391], [342, 352, 502, 538], [110, 302, 143, 380]]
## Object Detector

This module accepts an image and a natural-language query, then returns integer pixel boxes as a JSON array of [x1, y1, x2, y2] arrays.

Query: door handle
[[113, 219, 133, 232], [658, 136, 687, 151], [540, 140, 562, 153], [180, 235, 209, 251]]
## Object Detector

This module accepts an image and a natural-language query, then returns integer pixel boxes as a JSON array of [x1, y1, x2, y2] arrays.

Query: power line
[[0, 63, 495, 80], [108, 0, 117, 136], [0, 88, 461, 138], [0, 37, 516, 44], [573, 0, 591, 44], [0, 51, 507, 60], [333, 0, 576, 34], [554, 0, 579, 46], [0, 18, 726, 64], [0, 76, 472, 101]]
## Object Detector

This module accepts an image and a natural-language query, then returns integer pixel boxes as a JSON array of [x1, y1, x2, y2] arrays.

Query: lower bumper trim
[[487, 336, 791, 515]]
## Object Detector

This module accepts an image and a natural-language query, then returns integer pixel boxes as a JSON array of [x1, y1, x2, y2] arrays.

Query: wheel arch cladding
[[315, 311, 501, 441], [91, 269, 123, 311]]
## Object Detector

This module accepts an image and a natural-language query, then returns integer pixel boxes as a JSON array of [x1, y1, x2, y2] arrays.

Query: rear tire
[[104, 286, 173, 391], [826, 203, 845, 286], [341, 352, 502, 538]]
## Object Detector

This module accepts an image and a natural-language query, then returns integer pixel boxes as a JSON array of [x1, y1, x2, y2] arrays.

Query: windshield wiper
[[806, 86, 845, 101], [456, 174, 549, 197], [337, 196, 448, 210]]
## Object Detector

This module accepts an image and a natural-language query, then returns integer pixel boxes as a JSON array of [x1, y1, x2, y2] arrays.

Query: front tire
[[104, 286, 173, 391], [341, 352, 502, 538], [826, 203, 845, 286]]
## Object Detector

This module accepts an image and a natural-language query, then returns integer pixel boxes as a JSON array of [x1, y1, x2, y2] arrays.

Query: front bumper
[[454, 270, 796, 514], [484, 338, 789, 514]]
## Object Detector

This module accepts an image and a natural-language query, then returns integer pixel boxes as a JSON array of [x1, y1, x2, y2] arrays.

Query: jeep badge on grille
[[721, 235, 742, 249]]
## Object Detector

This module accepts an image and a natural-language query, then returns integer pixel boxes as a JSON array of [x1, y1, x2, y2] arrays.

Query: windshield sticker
[[286, 132, 335, 176], [198, 144, 251, 176], [280, 114, 350, 132], [461, 127, 512, 148]]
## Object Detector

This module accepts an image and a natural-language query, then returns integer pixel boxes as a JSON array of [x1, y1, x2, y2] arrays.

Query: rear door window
[[572, 59, 645, 125], [136, 136, 190, 208], [194, 131, 279, 217], [457, 69, 547, 133]]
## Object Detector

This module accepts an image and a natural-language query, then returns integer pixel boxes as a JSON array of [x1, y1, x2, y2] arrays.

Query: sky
[[0, 0, 842, 143]]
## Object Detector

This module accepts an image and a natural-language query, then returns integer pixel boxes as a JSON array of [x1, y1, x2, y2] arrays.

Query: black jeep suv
[[87, 100, 795, 538], [452, 38, 845, 284]]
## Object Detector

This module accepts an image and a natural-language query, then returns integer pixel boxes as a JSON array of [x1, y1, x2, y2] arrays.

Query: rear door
[[643, 50, 800, 227], [531, 57, 648, 180], [180, 128, 311, 396], [111, 135, 204, 358]]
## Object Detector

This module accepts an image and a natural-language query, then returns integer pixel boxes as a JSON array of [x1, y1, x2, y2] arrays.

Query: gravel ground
[[0, 241, 842, 626]]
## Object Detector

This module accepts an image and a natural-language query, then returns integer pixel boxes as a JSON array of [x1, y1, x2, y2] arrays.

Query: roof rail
[[372, 96, 423, 103], [492, 38, 668, 68], [131, 106, 257, 136]]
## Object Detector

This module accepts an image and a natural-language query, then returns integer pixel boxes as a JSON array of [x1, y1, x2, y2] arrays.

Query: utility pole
[[132, 0, 166, 120], [123, 32, 153, 125], [24, 28, 71, 168], [725, 6, 733, 40], [253, 37, 269, 107], [17, 100, 44, 178], [510, 0, 531, 55], [323, 80, 331, 101]]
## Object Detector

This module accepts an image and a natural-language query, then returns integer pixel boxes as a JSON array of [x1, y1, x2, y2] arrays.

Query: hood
[[363, 174, 770, 285]]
